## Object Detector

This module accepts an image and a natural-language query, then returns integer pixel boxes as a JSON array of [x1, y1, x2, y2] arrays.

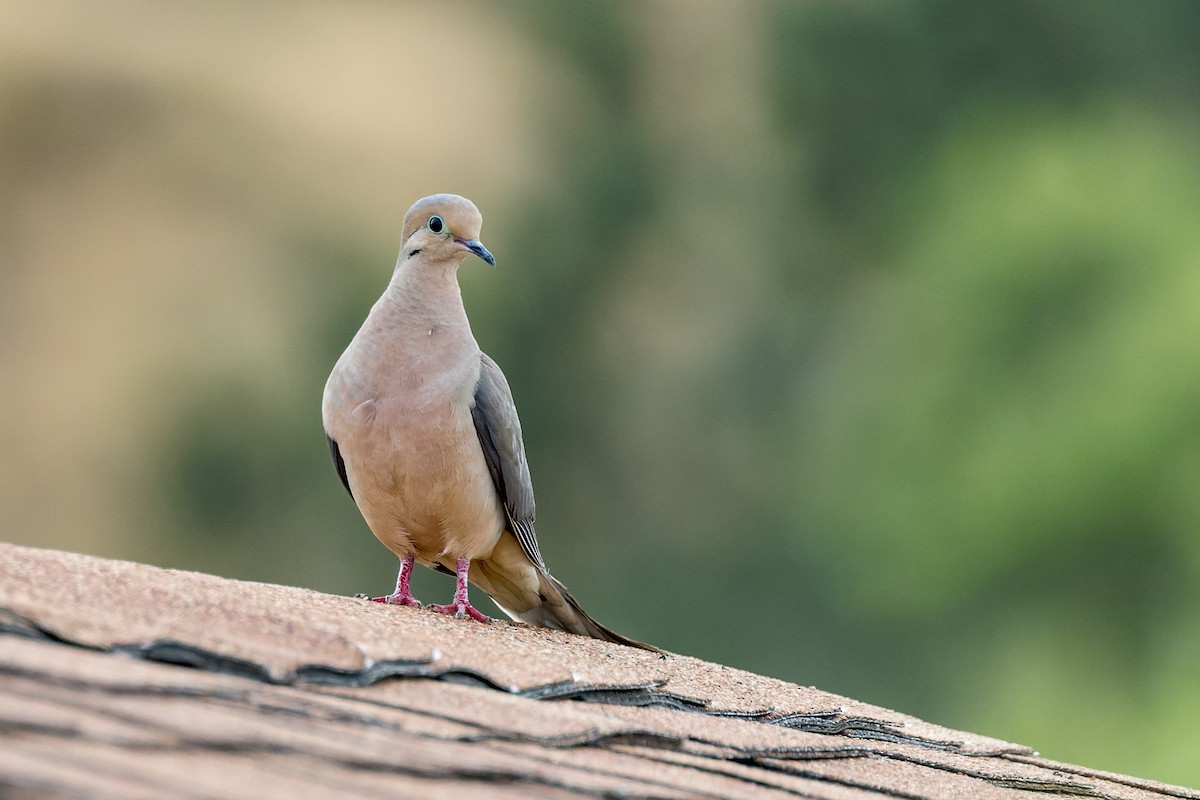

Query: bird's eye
[[427, 215, 445, 234]]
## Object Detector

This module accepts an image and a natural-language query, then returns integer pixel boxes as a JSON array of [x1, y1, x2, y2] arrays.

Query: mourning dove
[[323, 194, 650, 649]]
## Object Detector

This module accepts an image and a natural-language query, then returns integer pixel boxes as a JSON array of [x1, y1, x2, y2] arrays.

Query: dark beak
[[457, 238, 495, 267]]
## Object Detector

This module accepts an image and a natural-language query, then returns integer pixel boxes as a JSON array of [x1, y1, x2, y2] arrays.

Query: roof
[[2, 542, 1195, 800]]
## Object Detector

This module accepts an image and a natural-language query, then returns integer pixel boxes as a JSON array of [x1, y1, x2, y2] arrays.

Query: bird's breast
[[322, 310, 502, 560]]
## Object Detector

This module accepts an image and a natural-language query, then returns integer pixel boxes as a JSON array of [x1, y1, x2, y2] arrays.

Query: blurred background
[[3, 0, 1200, 787]]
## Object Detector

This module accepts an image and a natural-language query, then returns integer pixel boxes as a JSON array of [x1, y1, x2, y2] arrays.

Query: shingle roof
[[2, 542, 1195, 799]]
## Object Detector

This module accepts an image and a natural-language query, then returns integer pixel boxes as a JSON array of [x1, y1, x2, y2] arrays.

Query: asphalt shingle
[[2, 543, 1195, 800]]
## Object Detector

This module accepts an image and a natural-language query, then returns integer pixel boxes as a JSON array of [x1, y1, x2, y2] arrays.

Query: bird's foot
[[365, 554, 421, 607], [370, 592, 422, 608], [431, 599, 491, 624], [431, 557, 490, 623]]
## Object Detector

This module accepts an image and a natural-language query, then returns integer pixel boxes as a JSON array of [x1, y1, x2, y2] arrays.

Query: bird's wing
[[471, 353, 545, 571], [326, 435, 354, 500]]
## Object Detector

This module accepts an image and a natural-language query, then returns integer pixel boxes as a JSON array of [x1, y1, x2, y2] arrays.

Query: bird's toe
[[431, 601, 491, 624], [368, 592, 422, 608]]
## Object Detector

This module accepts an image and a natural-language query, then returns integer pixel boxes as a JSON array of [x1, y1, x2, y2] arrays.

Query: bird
[[322, 194, 651, 649]]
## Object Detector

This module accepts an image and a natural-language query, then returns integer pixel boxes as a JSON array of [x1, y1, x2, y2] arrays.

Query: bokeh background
[[4, 0, 1200, 787]]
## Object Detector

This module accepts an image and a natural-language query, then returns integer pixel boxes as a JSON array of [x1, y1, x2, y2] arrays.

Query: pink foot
[[371, 593, 421, 607], [430, 557, 491, 624], [368, 554, 421, 608], [430, 599, 491, 623]]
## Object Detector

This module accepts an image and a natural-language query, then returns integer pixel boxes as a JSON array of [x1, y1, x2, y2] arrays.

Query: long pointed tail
[[511, 571, 659, 651]]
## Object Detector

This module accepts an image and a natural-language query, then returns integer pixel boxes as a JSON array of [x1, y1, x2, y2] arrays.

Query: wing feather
[[471, 353, 545, 571], [327, 435, 354, 500]]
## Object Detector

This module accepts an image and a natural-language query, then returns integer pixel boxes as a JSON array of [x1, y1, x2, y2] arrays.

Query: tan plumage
[[322, 194, 651, 649]]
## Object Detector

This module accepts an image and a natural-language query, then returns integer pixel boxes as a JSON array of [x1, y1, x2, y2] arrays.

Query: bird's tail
[[529, 571, 659, 650], [469, 538, 657, 650], [484, 565, 658, 651]]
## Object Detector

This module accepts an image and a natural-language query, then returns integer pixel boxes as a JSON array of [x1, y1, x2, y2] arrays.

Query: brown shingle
[[2, 542, 1196, 799]]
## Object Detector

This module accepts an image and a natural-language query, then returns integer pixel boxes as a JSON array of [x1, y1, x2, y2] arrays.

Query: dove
[[322, 194, 650, 649]]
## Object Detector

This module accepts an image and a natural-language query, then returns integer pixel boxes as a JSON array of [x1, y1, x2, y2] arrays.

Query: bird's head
[[400, 194, 495, 268]]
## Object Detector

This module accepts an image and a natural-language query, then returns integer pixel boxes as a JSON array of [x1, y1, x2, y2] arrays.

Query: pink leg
[[370, 554, 421, 607], [430, 558, 491, 623]]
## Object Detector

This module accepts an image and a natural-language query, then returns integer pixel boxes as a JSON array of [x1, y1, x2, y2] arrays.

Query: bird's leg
[[431, 558, 491, 623], [371, 554, 421, 607]]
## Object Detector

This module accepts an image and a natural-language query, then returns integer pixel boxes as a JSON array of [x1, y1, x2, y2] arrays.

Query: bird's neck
[[383, 258, 472, 333], [329, 258, 479, 407]]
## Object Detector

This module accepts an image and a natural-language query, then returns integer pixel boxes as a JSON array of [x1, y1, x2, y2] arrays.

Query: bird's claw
[[431, 601, 491, 624], [367, 593, 422, 608]]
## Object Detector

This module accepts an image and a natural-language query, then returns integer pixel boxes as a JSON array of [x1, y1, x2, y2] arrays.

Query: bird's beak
[[456, 238, 495, 267]]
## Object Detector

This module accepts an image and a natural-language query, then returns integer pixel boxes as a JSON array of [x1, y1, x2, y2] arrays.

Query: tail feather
[[504, 572, 659, 651], [470, 533, 658, 651]]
